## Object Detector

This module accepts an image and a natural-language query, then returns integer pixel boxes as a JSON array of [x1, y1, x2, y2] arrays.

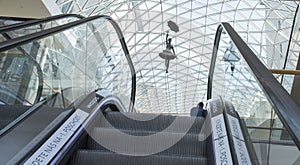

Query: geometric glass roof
[[52, 0, 299, 115]]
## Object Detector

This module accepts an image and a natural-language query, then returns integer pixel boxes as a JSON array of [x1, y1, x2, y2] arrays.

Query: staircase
[[70, 112, 212, 165]]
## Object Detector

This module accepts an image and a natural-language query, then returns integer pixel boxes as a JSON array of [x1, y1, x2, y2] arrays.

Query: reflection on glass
[[0, 47, 40, 105], [212, 30, 300, 164]]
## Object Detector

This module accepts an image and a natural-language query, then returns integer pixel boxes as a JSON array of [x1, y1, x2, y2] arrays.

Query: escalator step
[[87, 127, 208, 157], [100, 112, 205, 133], [71, 150, 208, 165]]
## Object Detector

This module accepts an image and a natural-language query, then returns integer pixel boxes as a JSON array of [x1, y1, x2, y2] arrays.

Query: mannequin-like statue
[[159, 31, 177, 73]]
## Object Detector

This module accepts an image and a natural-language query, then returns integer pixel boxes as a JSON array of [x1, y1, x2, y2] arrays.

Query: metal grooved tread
[[70, 112, 210, 165]]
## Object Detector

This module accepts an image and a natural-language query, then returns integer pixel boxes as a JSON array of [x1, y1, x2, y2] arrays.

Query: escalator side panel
[[0, 106, 65, 164]]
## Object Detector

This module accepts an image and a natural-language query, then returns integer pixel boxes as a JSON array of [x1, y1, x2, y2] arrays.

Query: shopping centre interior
[[0, 0, 299, 164]]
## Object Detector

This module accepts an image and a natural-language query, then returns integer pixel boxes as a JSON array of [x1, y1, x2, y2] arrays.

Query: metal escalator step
[[100, 112, 205, 133], [71, 149, 208, 165], [87, 127, 207, 157]]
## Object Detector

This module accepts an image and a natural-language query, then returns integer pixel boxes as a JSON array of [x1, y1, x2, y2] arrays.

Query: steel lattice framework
[[53, 0, 299, 115]]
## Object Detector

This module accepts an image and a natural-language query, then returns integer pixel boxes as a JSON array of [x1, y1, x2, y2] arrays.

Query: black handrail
[[0, 14, 84, 34], [207, 25, 223, 100], [207, 22, 300, 149], [0, 16, 35, 22], [0, 15, 136, 112]]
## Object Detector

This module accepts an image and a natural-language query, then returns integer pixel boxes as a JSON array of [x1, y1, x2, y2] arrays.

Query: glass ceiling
[[51, 0, 299, 115]]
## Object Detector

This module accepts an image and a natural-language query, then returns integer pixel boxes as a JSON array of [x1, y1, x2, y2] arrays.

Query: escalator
[[53, 103, 210, 164], [0, 15, 136, 164], [0, 14, 215, 164], [64, 107, 210, 164], [17, 92, 252, 165], [63, 96, 257, 165], [208, 22, 300, 164], [0, 14, 299, 165]]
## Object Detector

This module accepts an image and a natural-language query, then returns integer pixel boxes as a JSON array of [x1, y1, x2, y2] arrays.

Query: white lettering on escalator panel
[[227, 115, 251, 165], [24, 109, 89, 165], [211, 114, 233, 165]]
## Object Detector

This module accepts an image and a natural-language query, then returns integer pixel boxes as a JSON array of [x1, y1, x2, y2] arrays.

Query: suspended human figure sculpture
[[159, 31, 177, 73], [159, 21, 179, 73]]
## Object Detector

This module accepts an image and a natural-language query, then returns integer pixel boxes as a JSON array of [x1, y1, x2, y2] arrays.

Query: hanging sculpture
[[159, 21, 179, 73]]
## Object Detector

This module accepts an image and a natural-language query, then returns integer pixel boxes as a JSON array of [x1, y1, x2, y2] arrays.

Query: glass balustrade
[[211, 27, 300, 164], [0, 16, 133, 110], [0, 15, 82, 43]]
